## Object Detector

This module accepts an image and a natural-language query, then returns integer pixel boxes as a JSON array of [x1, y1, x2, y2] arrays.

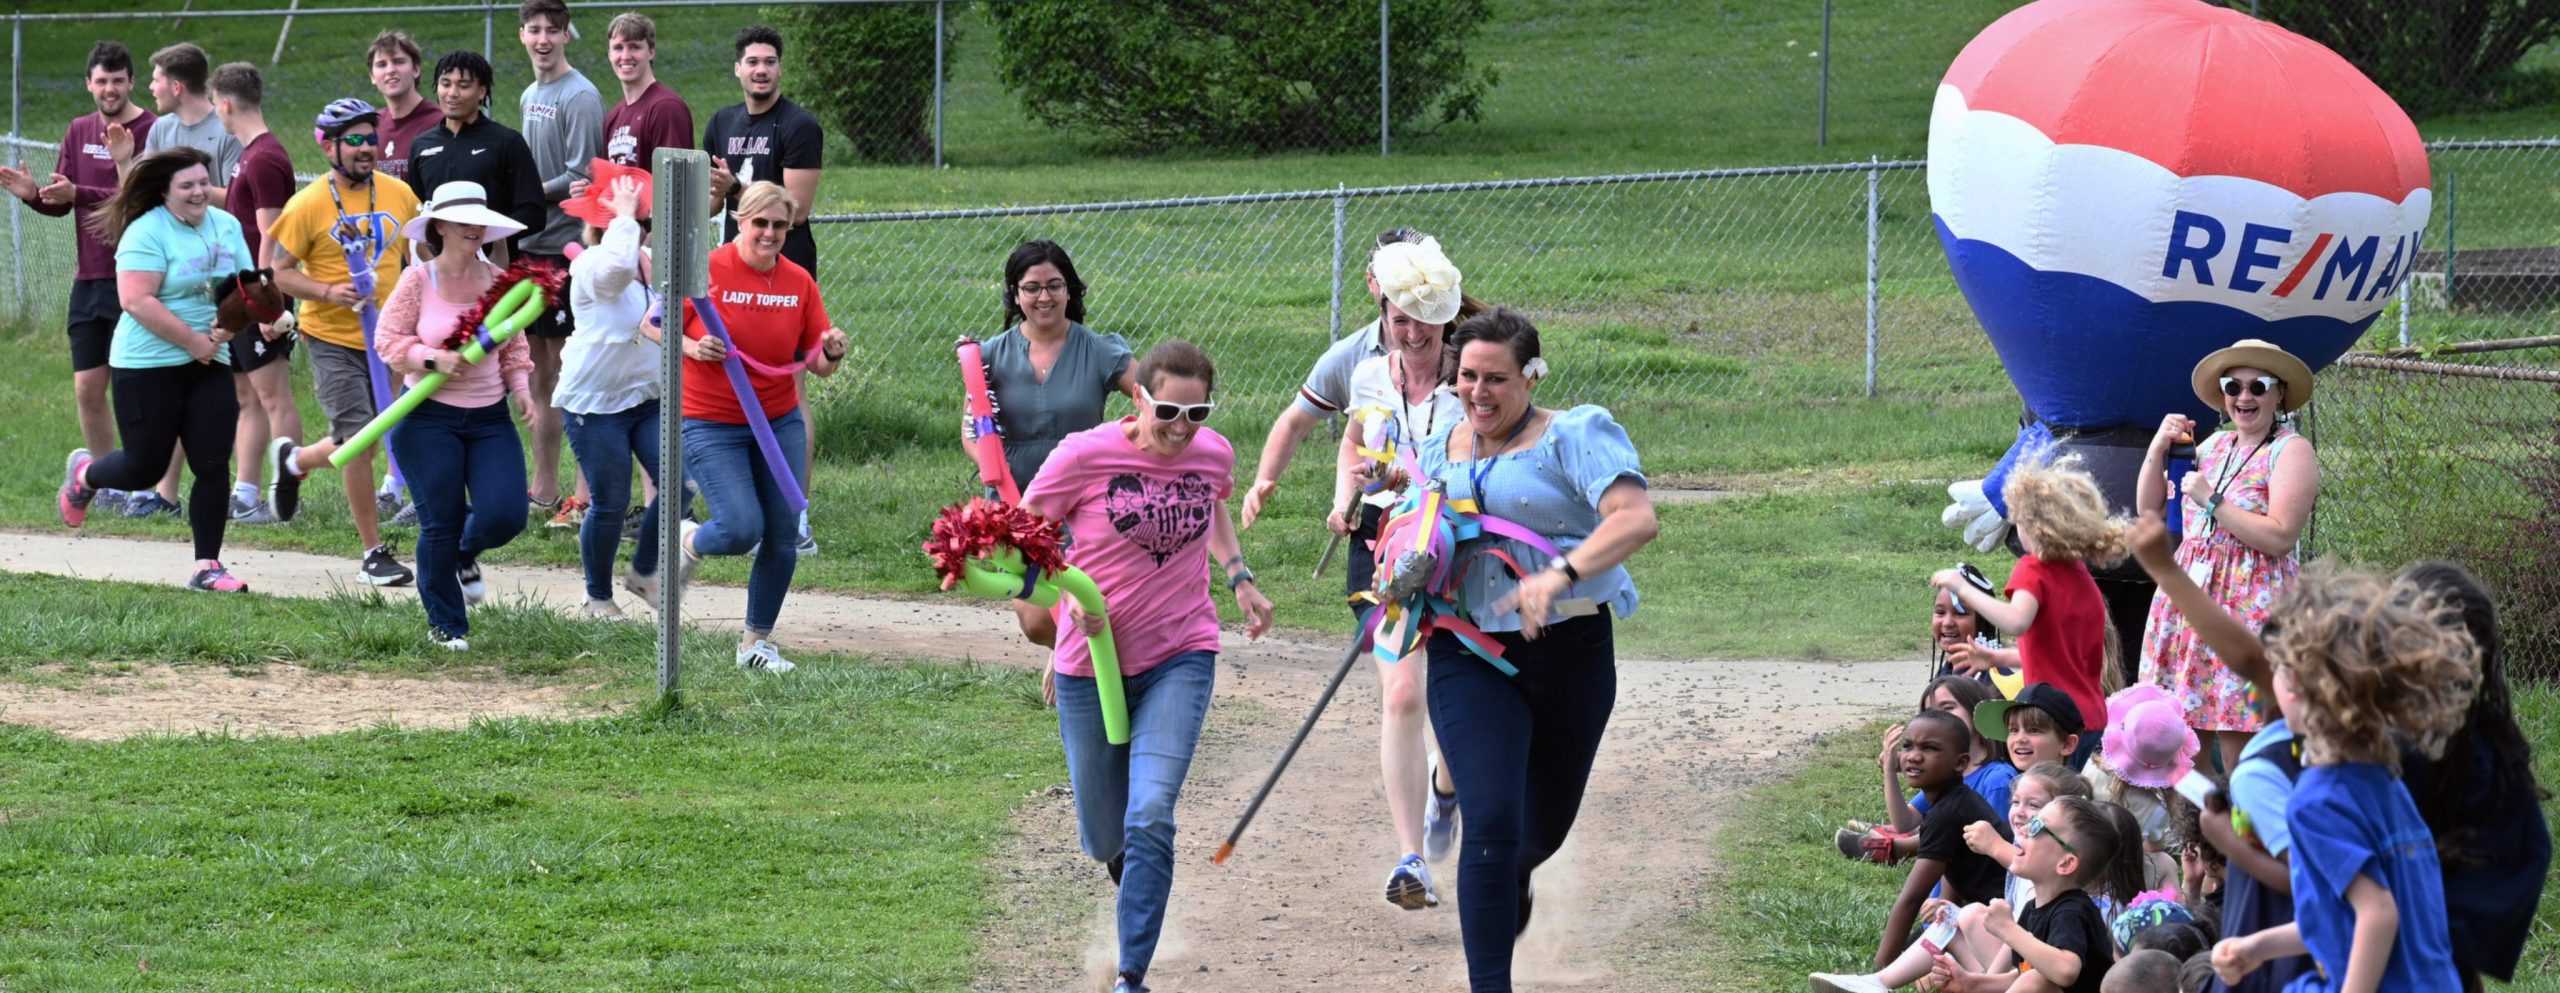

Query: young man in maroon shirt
[[598, 12, 693, 168], [212, 61, 304, 524], [368, 31, 443, 185], [0, 42, 155, 512]]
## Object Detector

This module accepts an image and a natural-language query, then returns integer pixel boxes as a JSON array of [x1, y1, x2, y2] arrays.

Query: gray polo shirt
[[520, 68, 604, 256], [144, 109, 243, 189], [1291, 319, 1387, 420]]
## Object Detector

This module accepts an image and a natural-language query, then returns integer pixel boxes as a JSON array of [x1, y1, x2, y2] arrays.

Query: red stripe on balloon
[[2272, 233, 2335, 298]]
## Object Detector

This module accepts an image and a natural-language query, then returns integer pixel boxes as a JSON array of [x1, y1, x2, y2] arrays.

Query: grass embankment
[[1694, 685, 2560, 993], [0, 570, 1059, 992]]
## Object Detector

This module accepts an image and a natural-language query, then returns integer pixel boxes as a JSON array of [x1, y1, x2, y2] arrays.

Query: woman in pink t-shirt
[[1018, 340, 1273, 993], [377, 181, 534, 650]]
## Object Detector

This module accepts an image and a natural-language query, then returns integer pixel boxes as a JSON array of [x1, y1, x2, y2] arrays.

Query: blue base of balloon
[[1935, 214, 2374, 430]]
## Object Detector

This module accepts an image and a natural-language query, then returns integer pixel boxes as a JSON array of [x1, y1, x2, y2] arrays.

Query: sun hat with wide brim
[[402, 181, 529, 243], [2100, 684, 2200, 789], [2191, 338, 2315, 413]]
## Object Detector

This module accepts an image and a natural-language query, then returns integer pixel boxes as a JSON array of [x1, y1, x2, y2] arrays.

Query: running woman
[[518, 0, 607, 528], [268, 98, 422, 587], [1020, 340, 1275, 993], [0, 42, 156, 513]]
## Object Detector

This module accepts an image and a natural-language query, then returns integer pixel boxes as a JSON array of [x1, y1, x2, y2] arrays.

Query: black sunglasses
[[2220, 375, 2281, 398]]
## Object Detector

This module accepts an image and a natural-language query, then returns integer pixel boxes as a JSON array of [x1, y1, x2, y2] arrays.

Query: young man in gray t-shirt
[[124, 44, 242, 204], [518, 0, 607, 520]]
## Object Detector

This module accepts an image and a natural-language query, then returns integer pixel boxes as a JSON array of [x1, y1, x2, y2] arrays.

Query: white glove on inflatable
[[1942, 479, 2012, 553]]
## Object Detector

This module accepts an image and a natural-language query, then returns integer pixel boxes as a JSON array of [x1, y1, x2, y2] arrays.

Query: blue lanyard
[[1466, 410, 1533, 503]]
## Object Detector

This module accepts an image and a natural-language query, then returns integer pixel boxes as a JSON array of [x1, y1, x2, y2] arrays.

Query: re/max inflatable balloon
[[1930, 0, 2431, 544]]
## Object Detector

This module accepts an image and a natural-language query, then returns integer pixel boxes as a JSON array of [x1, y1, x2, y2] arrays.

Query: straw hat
[[2191, 338, 2315, 413], [2099, 684, 2200, 789], [1370, 237, 1463, 326], [402, 181, 529, 243]]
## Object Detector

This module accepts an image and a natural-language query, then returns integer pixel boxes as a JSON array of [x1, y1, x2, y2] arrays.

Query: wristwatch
[[424, 354, 440, 373], [1226, 566, 1257, 591]]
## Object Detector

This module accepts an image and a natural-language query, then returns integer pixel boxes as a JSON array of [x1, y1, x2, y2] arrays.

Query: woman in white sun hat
[[2134, 338, 2320, 775], [1333, 235, 1483, 912], [376, 180, 535, 650]]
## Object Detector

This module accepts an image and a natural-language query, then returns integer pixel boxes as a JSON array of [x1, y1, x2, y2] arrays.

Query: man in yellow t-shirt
[[269, 97, 420, 588]]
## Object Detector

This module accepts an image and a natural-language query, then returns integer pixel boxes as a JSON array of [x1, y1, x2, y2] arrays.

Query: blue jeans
[[1055, 649, 1217, 983], [680, 409, 807, 634], [564, 400, 662, 602], [388, 399, 528, 637], [1427, 613, 1616, 993]]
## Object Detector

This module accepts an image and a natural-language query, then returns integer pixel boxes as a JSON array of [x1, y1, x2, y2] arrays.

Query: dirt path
[[0, 530, 1911, 991]]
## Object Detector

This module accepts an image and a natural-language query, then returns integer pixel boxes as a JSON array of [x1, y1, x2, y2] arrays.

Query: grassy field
[[0, 570, 1060, 992], [1694, 685, 2560, 992]]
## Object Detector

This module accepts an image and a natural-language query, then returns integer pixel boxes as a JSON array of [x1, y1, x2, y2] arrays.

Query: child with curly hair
[[2208, 565, 2475, 993], [1937, 458, 2127, 769]]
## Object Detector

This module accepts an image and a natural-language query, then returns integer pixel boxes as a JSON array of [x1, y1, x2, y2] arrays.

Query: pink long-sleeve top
[[376, 259, 533, 408]]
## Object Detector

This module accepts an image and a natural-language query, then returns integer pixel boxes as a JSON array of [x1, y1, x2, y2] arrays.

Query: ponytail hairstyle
[[2048, 796, 2147, 905], [87, 147, 213, 244]]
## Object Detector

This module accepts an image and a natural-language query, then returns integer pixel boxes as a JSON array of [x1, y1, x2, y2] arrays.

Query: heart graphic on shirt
[[1104, 472, 1218, 565]]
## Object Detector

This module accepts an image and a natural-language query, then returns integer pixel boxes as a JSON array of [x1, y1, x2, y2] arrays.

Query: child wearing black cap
[[1979, 683, 2091, 774]]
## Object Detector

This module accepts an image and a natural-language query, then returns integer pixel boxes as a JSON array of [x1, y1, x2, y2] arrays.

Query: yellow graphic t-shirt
[[268, 171, 419, 350]]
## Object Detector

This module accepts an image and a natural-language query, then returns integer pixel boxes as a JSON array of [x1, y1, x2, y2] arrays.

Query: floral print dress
[[2139, 426, 2302, 733]]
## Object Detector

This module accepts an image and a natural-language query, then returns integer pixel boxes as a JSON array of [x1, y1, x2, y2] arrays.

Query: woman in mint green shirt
[[54, 147, 259, 592]]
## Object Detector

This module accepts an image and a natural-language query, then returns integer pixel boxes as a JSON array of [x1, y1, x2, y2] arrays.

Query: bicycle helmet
[[313, 97, 379, 143]]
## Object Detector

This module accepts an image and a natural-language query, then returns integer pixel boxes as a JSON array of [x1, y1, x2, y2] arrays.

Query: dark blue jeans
[[1055, 649, 1217, 983], [1427, 613, 1616, 993], [681, 409, 807, 634], [388, 398, 528, 637], [564, 400, 662, 601]]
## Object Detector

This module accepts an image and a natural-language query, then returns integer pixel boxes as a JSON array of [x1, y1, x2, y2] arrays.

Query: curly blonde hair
[[2270, 561, 2480, 771], [2002, 456, 2129, 566]]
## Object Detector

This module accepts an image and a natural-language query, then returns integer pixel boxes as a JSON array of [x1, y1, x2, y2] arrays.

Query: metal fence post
[[10, 14, 22, 318], [1818, 0, 1832, 147], [2443, 170, 2457, 307], [2397, 279, 2411, 347], [933, 0, 946, 169], [651, 148, 713, 708], [1865, 160, 1879, 397], [1329, 186, 1347, 342], [483, 1, 495, 59], [1378, 0, 1390, 156]]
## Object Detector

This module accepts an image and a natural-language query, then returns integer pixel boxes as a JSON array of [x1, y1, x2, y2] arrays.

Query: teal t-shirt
[[111, 205, 252, 370]]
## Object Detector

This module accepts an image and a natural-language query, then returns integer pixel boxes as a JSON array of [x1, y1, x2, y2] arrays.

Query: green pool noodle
[[959, 551, 1129, 745], [332, 279, 547, 468]]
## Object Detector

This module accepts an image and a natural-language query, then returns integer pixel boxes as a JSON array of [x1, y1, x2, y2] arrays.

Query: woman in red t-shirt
[[1934, 459, 2128, 768], [676, 181, 847, 673]]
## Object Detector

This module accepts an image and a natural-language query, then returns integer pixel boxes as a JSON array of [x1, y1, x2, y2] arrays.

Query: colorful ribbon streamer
[[1361, 482, 1570, 677], [689, 296, 808, 514]]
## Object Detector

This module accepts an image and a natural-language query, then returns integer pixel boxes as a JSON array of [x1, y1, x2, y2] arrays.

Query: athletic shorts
[[228, 305, 299, 373], [523, 254, 576, 339], [66, 277, 120, 373], [306, 337, 381, 440]]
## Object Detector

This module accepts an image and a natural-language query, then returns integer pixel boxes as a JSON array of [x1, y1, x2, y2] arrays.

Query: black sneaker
[[361, 544, 414, 587], [267, 437, 302, 522]]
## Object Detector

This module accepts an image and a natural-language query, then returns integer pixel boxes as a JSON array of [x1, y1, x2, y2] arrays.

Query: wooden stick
[[2334, 353, 2560, 384], [1214, 631, 1369, 865], [2380, 334, 2560, 359]]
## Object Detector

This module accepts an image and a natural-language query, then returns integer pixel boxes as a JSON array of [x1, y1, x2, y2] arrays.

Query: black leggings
[[88, 362, 238, 561], [1426, 612, 1617, 993]]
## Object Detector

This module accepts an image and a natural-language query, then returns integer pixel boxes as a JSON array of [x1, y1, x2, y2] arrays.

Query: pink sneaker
[[58, 448, 95, 528], [188, 562, 248, 592]]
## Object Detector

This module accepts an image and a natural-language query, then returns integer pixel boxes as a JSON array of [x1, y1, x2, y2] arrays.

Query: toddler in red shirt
[[1936, 458, 2128, 769]]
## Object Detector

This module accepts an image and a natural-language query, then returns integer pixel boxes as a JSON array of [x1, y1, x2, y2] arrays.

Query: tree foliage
[[2256, 0, 2560, 112], [773, 3, 953, 164], [984, 0, 1498, 152]]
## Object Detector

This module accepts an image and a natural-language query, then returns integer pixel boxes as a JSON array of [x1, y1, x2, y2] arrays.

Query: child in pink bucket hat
[[2103, 685, 2201, 789]]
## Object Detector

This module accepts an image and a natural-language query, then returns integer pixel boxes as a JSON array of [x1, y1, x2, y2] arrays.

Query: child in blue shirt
[[2207, 566, 2473, 993]]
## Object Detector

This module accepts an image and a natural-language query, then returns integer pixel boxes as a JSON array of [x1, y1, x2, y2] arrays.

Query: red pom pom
[[443, 260, 570, 349], [925, 498, 1068, 592]]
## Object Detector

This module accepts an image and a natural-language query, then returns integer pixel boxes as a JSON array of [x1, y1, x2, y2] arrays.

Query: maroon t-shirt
[[226, 131, 295, 262], [45, 108, 158, 280], [601, 81, 693, 166], [375, 99, 443, 184]]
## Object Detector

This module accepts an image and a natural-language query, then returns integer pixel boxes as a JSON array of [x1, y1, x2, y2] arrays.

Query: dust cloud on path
[[0, 529, 1913, 990]]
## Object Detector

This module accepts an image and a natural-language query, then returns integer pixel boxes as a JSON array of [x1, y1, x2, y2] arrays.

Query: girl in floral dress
[[2135, 340, 2321, 775]]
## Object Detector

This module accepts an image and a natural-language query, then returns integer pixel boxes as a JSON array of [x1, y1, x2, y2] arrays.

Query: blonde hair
[[2003, 456, 2129, 566], [608, 11, 656, 47], [2271, 561, 2480, 771], [731, 181, 792, 228], [2019, 761, 2093, 802]]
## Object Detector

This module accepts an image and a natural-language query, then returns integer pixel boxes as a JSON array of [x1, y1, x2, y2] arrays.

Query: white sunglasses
[[1137, 385, 1215, 423]]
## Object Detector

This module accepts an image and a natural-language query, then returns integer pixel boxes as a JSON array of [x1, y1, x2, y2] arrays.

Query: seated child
[[1925, 796, 2146, 993], [1841, 676, 2017, 864], [1815, 709, 2013, 985], [2105, 949, 2182, 993], [2209, 566, 2472, 993], [2132, 921, 2210, 964], [2084, 685, 2199, 903], [1934, 573, 2023, 696], [1976, 683, 2088, 774], [1810, 762, 2091, 993]]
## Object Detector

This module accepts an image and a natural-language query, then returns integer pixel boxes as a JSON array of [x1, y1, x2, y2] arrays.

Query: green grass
[[1695, 685, 2560, 993], [0, 569, 1061, 992]]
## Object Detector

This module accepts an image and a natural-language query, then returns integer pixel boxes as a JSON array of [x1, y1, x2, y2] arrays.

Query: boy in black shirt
[[1880, 710, 2012, 970]]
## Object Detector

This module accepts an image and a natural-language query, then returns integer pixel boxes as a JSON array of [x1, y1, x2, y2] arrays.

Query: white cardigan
[[556, 215, 661, 415]]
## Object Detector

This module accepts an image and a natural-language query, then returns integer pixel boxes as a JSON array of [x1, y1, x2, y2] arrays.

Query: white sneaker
[[1385, 853, 1439, 910], [429, 628, 469, 651], [582, 599, 628, 621], [1424, 753, 1460, 862], [623, 566, 662, 609], [676, 519, 702, 590], [1808, 973, 1890, 993], [458, 562, 487, 606], [735, 639, 796, 674]]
